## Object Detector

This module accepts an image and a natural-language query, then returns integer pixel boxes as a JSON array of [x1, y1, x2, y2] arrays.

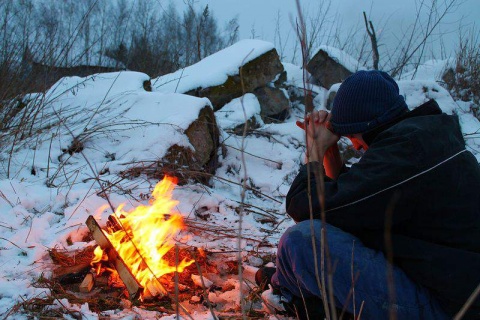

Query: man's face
[[346, 134, 369, 151]]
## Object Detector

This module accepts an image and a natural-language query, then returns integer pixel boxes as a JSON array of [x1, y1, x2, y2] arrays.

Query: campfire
[[87, 176, 194, 300]]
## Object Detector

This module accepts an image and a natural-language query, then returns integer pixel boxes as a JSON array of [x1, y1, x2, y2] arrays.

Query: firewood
[[86, 215, 144, 299], [79, 273, 94, 293], [54, 262, 91, 283]]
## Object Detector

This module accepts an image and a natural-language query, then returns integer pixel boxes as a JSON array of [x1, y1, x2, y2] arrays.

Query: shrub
[[444, 27, 480, 118]]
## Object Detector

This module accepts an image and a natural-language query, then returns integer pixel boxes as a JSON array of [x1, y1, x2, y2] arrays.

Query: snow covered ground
[[0, 41, 479, 319]]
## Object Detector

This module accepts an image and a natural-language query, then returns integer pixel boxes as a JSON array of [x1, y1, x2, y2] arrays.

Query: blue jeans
[[272, 220, 449, 319]]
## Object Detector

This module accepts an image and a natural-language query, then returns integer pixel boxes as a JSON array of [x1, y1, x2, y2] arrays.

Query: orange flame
[[95, 176, 194, 296]]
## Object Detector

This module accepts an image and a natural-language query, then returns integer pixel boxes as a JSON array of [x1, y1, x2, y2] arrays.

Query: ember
[[90, 176, 194, 299]]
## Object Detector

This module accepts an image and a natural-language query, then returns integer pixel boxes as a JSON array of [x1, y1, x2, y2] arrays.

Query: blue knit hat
[[330, 70, 409, 135]]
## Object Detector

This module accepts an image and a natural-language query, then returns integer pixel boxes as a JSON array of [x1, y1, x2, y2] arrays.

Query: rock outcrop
[[153, 40, 287, 122], [254, 86, 290, 123], [186, 48, 284, 111], [307, 46, 360, 89], [162, 106, 219, 184]]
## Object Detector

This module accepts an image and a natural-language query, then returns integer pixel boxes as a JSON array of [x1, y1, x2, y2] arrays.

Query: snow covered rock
[[3, 71, 220, 185], [215, 94, 264, 134], [307, 45, 362, 89], [153, 39, 284, 111], [161, 105, 220, 184]]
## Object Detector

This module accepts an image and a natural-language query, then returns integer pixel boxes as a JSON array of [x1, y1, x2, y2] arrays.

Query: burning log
[[86, 176, 195, 300], [79, 273, 95, 293], [86, 215, 144, 299]]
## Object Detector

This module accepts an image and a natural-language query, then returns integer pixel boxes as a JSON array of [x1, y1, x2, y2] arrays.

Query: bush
[[444, 27, 480, 118]]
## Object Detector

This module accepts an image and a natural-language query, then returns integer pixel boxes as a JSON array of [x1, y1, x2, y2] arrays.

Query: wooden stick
[[79, 273, 94, 293], [86, 215, 144, 299]]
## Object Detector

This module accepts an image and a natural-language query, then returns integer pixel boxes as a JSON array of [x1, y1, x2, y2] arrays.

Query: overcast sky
[[178, 0, 479, 67]]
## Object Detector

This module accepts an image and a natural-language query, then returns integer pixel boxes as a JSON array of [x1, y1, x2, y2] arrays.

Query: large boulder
[[19, 71, 221, 187], [307, 46, 361, 89], [153, 40, 284, 111], [192, 49, 284, 110], [161, 106, 219, 184], [324, 83, 341, 111], [215, 94, 264, 135], [254, 86, 290, 123]]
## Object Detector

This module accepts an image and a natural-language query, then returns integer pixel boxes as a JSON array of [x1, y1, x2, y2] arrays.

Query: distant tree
[[363, 11, 379, 70], [182, 5, 196, 66], [1, 0, 238, 86], [224, 17, 240, 47], [181, 3, 228, 65]]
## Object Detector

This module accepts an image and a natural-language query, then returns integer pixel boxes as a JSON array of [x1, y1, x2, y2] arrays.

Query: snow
[[0, 40, 479, 319], [215, 93, 264, 129], [152, 39, 275, 93], [399, 80, 457, 114], [191, 274, 213, 288], [395, 59, 480, 159], [282, 62, 309, 87], [398, 58, 455, 82]]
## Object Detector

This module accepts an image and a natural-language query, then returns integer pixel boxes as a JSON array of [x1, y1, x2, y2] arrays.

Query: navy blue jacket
[[286, 100, 480, 318]]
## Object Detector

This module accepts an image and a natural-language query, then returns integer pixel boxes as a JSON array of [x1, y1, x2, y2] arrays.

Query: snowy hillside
[[0, 41, 479, 319]]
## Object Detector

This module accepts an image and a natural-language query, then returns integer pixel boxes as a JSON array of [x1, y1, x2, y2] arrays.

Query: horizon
[[176, 0, 479, 67]]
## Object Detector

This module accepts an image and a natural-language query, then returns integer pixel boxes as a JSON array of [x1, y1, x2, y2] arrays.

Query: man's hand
[[297, 110, 340, 162], [296, 110, 343, 179]]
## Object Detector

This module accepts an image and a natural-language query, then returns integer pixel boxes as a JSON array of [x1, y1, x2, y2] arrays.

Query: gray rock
[[325, 83, 341, 111], [254, 86, 290, 123], [307, 49, 353, 89], [162, 106, 219, 185], [232, 116, 262, 135], [187, 49, 284, 111]]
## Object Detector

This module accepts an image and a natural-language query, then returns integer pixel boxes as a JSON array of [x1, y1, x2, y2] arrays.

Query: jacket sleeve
[[286, 131, 423, 234]]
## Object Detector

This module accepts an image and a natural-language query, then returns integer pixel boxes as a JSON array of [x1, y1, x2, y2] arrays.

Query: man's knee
[[280, 220, 353, 246]]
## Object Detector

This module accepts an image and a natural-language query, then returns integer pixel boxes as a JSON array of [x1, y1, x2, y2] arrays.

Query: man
[[257, 70, 480, 319]]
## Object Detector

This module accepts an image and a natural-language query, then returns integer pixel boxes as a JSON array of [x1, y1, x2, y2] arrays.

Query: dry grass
[[6, 241, 270, 319], [444, 27, 480, 118]]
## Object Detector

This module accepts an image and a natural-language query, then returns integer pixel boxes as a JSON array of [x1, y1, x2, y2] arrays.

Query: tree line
[[0, 0, 239, 98]]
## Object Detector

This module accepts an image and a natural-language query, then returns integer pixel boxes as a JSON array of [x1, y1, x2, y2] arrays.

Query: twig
[[119, 161, 283, 203], [46, 133, 54, 182], [224, 144, 283, 165], [232, 200, 280, 218], [454, 282, 480, 320], [54, 223, 83, 235], [67, 179, 97, 221], [351, 240, 356, 318], [358, 300, 365, 319], [0, 237, 26, 254], [186, 220, 266, 243], [0, 190, 14, 207], [294, 0, 332, 318], [238, 49, 254, 320], [191, 250, 217, 319], [385, 192, 401, 320], [175, 245, 180, 319], [211, 175, 281, 204], [0, 223, 16, 231], [242, 278, 281, 320], [363, 11, 379, 70]]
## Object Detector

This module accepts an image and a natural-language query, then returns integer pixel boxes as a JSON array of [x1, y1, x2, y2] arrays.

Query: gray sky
[[179, 0, 479, 67]]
